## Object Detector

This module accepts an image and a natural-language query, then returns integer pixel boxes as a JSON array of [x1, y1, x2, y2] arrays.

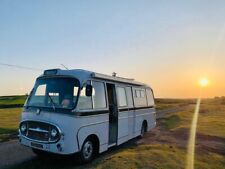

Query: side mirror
[[85, 84, 93, 97]]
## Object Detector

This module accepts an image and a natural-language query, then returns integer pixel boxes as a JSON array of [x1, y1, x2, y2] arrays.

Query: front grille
[[28, 130, 49, 141], [20, 121, 60, 143], [28, 121, 50, 131]]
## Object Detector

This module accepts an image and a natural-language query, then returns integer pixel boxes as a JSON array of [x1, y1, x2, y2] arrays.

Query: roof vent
[[44, 69, 60, 76], [112, 72, 117, 77]]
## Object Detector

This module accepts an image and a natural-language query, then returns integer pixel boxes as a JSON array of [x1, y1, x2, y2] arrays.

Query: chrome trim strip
[[135, 111, 156, 117], [118, 111, 155, 119], [28, 128, 49, 133]]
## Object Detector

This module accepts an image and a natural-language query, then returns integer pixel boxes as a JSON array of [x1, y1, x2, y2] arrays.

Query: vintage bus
[[19, 69, 156, 162]]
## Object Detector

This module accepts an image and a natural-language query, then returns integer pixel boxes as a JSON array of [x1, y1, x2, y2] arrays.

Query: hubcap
[[82, 141, 93, 160]]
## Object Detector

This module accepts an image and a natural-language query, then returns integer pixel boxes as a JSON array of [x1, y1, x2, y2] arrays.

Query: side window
[[92, 81, 106, 109], [36, 84, 46, 96], [133, 88, 147, 107], [29, 84, 46, 105], [140, 90, 145, 98], [77, 87, 92, 110], [135, 90, 141, 98], [146, 89, 155, 106], [116, 87, 127, 107]]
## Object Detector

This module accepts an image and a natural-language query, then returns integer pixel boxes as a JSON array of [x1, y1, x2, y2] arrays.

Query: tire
[[80, 139, 95, 163], [140, 123, 147, 138]]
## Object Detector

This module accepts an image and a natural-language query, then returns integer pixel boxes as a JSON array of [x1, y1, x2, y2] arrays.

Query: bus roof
[[40, 69, 151, 88]]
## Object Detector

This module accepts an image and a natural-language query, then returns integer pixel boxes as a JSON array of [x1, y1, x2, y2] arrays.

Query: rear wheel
[[80, 139, 95, 163], [140, 122, 147, 138]]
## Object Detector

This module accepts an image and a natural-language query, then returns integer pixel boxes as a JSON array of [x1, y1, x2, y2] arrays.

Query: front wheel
[[80, 139, 95, 163]]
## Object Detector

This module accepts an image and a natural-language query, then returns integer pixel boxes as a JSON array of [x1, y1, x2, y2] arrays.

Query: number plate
[[31, 142, 43, 149]]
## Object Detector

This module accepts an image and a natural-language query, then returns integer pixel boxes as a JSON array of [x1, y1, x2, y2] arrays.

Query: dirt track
[[138, 122, 225, 157]]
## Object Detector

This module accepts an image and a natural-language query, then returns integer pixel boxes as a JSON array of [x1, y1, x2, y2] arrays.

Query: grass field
[[0, 96, 224, 168], [155, 98, 196, 110], [0, 95, 27, 108], [7, 97, 225, 169], [0, 108, 22, 142], [0, 96, 26, 141]]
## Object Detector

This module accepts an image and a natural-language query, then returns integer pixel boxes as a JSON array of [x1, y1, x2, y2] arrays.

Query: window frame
[[140, 89, 146, 98], [91, 80, 107, 110], [77, 85, 93, 110], [145, 88, 155, 106], [116, 86, 128, 108]]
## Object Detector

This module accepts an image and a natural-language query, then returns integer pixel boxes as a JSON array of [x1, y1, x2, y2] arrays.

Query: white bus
[[19, 69, 156, 162]]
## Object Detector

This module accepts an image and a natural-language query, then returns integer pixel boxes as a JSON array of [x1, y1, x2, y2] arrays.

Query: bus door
[[106, 83, 118, 145]]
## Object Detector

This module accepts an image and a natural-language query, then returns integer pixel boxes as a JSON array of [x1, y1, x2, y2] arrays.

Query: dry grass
[[11, 100, 225, 169], [0, 97, 223, 169], [168, 103, 225, 138]]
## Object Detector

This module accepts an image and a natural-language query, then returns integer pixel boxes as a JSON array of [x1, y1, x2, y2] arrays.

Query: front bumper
[[19, 134, 67, 154]]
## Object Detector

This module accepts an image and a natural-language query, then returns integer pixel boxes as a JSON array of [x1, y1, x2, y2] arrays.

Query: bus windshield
[[25, 77, 80, 110]]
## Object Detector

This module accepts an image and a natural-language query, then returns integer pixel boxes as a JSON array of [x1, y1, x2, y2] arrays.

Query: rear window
[[146, 89, 154, 106]]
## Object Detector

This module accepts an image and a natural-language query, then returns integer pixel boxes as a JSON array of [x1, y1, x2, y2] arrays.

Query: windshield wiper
[[47, 93, 56, 111]]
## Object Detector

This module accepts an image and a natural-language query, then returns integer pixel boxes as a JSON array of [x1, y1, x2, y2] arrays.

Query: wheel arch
[[77, 128, 101, 154], [84, 134, 100, 154]]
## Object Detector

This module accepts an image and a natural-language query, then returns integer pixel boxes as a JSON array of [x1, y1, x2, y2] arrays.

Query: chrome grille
[[27, 121, 50, 141], [27, 129, 49, 141], [20, 121, 60, 143]]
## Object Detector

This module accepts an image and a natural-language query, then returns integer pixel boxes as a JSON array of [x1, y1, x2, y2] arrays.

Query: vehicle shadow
[[10, 138, 140, 169]]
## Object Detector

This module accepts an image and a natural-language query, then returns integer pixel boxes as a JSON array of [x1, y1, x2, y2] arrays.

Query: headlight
[[51, 128, 58, 137], [20, 124, 27, 132]]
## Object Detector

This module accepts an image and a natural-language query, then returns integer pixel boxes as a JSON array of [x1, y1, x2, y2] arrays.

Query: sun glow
[[186, 77, 210, 169], [199, 78, 209, 87]]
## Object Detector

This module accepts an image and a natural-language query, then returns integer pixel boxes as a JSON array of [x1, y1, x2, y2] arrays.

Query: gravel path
[[156, 106, 189, 119], [0, 140, 35, 169]]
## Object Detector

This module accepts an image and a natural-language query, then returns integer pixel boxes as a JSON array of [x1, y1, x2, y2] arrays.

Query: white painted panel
[[134, 108, 156, 136], [118, 111, 129, 143], [76, 113, 109, 153], [128, 111, 135, 139]]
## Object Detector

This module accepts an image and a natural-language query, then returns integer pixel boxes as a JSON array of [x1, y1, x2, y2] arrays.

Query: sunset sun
[[199, 78, 209, 87]]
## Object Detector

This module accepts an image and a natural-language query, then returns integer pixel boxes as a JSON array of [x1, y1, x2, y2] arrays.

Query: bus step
[[108, 143, 116, 148]]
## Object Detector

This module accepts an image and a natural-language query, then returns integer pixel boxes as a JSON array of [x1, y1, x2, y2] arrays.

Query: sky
[[0, 0, 225, 98]]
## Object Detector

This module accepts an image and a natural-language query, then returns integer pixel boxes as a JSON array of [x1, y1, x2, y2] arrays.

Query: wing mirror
[[85, 84, 93, 97]]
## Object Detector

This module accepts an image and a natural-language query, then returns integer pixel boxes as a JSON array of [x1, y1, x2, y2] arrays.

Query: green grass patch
[[0, 95, 26, 108], [0, 108, 22, 142], [161, 115, 181, 130]]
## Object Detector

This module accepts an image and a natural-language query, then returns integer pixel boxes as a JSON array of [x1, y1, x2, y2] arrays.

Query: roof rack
[[91, 72, 145, 86]]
